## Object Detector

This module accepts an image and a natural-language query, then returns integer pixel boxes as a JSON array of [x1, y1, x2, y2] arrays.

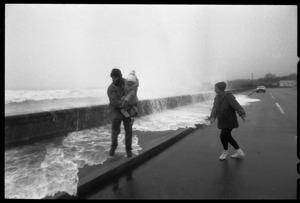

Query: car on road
[[256, 86, 266, 93]]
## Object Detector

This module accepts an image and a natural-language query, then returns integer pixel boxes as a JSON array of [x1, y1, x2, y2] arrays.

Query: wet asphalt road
[[83, 88, 298, 199]]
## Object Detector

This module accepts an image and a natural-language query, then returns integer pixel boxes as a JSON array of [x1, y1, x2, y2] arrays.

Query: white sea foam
[[234, 94, 261, 106]]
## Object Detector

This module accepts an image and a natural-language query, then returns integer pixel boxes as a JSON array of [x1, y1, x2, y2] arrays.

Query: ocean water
[[4, 89, 261, 199], [5, 88, 108, 116]]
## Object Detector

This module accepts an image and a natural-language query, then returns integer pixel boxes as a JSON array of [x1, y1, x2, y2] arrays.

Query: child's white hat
[[127, 70, 136, 82]]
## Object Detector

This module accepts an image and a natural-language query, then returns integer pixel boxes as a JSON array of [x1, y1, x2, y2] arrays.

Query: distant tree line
[[227, 73, 297, 89]]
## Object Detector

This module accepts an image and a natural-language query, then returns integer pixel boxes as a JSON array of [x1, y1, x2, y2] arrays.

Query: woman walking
[[210, 82, 248, 160]]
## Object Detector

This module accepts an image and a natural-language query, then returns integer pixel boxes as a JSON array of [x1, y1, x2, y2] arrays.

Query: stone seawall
[[5, 89, 247, 148]]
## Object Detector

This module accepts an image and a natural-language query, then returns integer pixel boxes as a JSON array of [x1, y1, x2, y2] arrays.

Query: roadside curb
[[52, 125, 204, 199]]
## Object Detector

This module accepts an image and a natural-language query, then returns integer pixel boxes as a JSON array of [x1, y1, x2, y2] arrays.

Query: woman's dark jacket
[[210, 91, 246, 130]]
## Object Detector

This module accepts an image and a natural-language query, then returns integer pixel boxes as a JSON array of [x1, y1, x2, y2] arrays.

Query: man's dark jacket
[[107, 78, 126, 118]]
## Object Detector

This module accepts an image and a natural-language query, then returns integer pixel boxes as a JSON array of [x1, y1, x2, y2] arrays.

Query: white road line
[[275, 103, 285, 115], [269, 91, 275, 99]]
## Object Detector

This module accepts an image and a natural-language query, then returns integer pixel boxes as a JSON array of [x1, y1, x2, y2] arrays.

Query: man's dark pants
[[111, 115, 132, 152]]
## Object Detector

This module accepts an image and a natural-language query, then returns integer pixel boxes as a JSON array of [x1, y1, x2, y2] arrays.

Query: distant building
[[279, 80, 297, 87], [265, 81, 279, 87], [271, 82, 279, 87]]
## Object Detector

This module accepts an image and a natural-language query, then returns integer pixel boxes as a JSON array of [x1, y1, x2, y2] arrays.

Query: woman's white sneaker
[[231, 149, 245, 159], [219, 150, 229, 160]]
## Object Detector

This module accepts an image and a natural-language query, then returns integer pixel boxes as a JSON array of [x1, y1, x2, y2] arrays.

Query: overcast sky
[[5, 4, 298, 90]]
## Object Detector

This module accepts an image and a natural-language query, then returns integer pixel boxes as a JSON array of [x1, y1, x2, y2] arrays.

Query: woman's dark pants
[[220, 129, 240, 150]]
